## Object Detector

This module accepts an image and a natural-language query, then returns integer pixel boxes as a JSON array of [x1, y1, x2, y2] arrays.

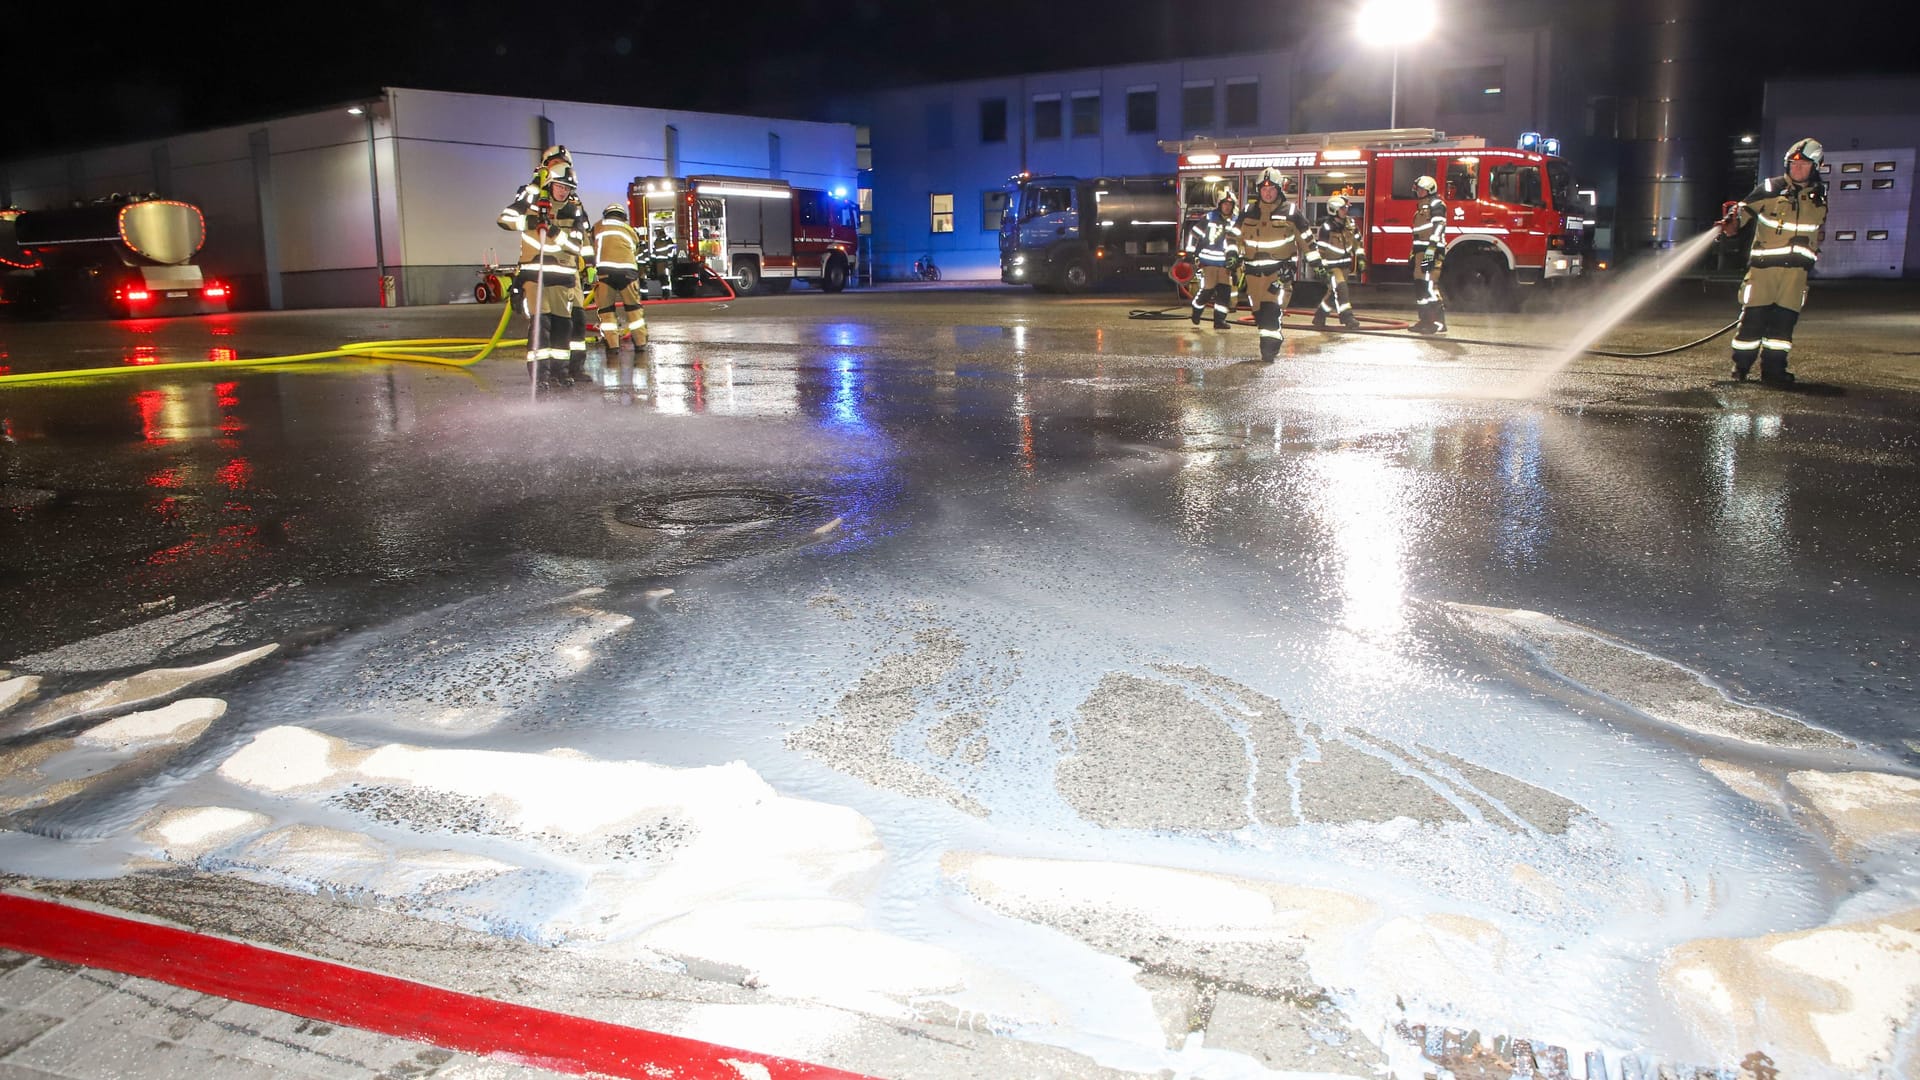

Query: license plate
[[166, 291, 189, 298]]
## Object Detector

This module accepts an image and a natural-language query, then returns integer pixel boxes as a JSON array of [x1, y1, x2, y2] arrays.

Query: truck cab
[[1000, 174, 1177, 292]]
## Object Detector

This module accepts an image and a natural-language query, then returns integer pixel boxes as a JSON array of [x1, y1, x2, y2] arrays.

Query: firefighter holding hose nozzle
[[1721, 138, 1827, 386], [498, 164, 590, 388]]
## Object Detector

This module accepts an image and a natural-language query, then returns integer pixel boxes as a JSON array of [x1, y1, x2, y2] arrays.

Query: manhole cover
[[612, 488, 805, 529]]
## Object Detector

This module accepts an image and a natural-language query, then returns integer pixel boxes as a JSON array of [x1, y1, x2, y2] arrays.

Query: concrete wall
[[1764, 77, 1920, 277], [0, 88, 856, 309]]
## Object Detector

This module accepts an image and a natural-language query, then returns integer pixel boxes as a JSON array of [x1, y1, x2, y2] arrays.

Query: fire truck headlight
[[1013, 254, 1026, 265]]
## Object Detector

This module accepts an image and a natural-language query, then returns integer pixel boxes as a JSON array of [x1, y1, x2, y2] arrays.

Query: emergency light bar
[[692, 185, 792, 199]]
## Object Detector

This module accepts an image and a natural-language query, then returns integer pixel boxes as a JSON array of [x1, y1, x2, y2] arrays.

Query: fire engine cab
[[1165, 128, 1588, 308], [628, 175, 857, 296]]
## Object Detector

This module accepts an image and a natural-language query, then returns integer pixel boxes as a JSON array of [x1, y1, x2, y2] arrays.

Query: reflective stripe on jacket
[[1738, 174, 1826, 271], [1186, 211, 1242, 267], [1411, 196, 1447, 255], [1238, 199, 1310, 272]]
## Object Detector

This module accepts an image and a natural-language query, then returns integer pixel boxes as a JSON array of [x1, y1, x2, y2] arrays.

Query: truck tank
[[14, 198, 206, 266], [1613, 0, 1722, 252], [1087, 179, 1178, 228]]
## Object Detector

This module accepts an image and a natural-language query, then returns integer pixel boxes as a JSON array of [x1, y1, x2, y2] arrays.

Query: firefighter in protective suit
[[1410, 175, 1448, 334], [1308, 194, 1365, 328], [1186, 187, 1241, 330], [1238, 168, 1312, 361], [1720, 137, 1826, 385], [498, 164, 589, 387], [591, 204, 648, 349]]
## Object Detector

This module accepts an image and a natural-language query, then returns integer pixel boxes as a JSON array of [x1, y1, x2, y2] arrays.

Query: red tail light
[[204, 285, 228, 298], [126, 290, 151, 302]]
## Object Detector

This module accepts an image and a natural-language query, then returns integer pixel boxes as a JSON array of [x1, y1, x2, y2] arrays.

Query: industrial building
[[0, 88, 857, 309], [1761, 77, 1918, 278]]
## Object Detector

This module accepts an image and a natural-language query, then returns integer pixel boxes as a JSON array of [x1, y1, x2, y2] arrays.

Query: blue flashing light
[[1541, 138, 1562, 157], [1518, 131, 1542, 151], [832, 186, 849, 199]]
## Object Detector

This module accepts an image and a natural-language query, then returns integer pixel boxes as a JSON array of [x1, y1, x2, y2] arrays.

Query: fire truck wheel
[[1057, 258, 1092, 294], [821, 255, 849, 293], [1441, 249, 1516, 312], [473, 283, 492, 304], [735, 258, 762, 295]]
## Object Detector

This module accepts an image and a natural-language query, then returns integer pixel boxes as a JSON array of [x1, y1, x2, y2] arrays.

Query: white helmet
[[1784, 137, 1824, 169], [1326, 194, 1351, 216], [1413, 175, 1439, 197]]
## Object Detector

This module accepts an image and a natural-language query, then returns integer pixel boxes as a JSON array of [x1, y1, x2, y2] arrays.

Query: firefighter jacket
[[1735, 174, 1826, 271], [1238, 199, 1310, 276], [499, 188, 588, 281], [592, 218, 643, 275], [1307, 216, 1362, 272], [1411, 195, 1447, 264], [1186, 210, 1242, 267]]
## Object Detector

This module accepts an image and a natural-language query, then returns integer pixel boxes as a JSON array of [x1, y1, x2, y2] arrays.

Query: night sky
[[6, 0, 1920, 159]]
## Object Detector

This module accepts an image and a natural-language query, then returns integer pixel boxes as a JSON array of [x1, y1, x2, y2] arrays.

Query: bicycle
[[911, 254, 941, 282]]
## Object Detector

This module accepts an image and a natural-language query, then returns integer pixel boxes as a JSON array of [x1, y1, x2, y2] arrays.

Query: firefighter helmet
[[1216, 186, 1238, 210], [542, 144, 572, 168], [1256, 167, 1291, 199], [1326, 194, 1351, 216], [602, 203, 628, 220], [1413, 175, 1439, 197], [1784, 138, 1824, 169], [545, 163, 576, 193]]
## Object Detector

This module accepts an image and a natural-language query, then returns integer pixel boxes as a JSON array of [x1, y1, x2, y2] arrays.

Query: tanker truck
[[0, 195, 229, 317], [998, 173, 1180, 292]]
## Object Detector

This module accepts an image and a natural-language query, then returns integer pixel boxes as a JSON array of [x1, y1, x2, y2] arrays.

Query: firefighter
[[1409, 175, 1448, 335], [1238, 168, 1312, 361], [1307, 194, 1365, 329], [1186, 187, 1241, 330], [591, 203, 648, 349], [1720, 137, 1827, 385], [497, 163, 589, 388], [650, 227, 679, 294]]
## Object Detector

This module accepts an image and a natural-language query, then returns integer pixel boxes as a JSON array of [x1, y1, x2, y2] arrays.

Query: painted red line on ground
[[0, 892, 878, 1080]]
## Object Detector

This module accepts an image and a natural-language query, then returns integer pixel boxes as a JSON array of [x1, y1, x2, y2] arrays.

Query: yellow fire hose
[[0, 303, 520, 388]]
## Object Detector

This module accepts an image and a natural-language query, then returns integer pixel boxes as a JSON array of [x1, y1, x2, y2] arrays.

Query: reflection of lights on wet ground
[[215, 382, 239, 409], [1706, 409, 1790, 583], [215, 459, 252, 489], [826, 354, 868, 434], [649, 356, 689, 414], [1309, 451, 1411, 642], [822, 322, 870, 348], [1497, 415, 1547, 567], [208, 347, 237, 363], [125, 345, 159, 366]]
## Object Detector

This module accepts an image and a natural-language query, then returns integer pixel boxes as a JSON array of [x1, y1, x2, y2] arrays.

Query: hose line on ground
[[1125, 294, 1740, 360]]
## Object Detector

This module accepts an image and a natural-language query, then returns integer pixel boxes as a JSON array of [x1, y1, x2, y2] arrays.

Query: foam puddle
[[0, 447, 1914, 1077]]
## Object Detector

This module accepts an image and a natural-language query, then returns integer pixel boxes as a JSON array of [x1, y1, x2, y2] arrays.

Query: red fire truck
[[1165, 128, 1588, 308], [627, 175, 858, 296]]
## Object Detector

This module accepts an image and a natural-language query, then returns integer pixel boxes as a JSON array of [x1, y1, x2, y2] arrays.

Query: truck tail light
[[1548, 236, 1565, 249], [204, 283, 228, 298], [126, 289, 151, 302]]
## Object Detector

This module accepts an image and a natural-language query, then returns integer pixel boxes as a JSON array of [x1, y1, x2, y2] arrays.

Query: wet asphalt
[[2, 282, 1915, 752]]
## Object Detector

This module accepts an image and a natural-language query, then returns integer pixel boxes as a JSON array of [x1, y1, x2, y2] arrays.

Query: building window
[[1874, 161, 1896, 172], [1225, 78, 1258, 128], [1439, 65, 1506, 113], [980, 98, 1008, 144], [1841, 162, 1864, 174], [982, 190, 1009, 231], [1182, 81, 1214, 130], [1868, 229, 1889, 240], [855, 126, 871, 172], [1071, 92, 1100, 137], [857, 188, 872, 235], [1033, 95, 1062, 140], [930, 193, 954, 233], [1834, 230, 1856, 241], [1873, 178, 1896, 190], [1840, 179, 1861, 191], [1126, 87, 1157, 134]]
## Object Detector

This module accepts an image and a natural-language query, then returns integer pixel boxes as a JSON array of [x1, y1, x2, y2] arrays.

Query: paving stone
[[0, 1009, 62, 1059], [19, 970, 123, 1019], [0, 964, 73, 1011]]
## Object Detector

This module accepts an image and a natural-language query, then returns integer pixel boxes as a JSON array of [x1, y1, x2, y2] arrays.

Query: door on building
[[1820, 149, 1911, 278]]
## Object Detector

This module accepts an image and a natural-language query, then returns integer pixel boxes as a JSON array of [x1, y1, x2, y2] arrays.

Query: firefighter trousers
[[1316, 267, 1354, 322], [1732, 267, 1808, 378], [594, 271, 648, 347], [1247, 271, 1293, 360], [520, 276, 582, 382], [1415, 258, 1447, 329], [1189, 265, 1233, 327]]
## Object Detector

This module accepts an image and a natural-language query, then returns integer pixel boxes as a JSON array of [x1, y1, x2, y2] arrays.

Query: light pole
[[349, 98, 390, 304], [1357, 0, 1438, 129]]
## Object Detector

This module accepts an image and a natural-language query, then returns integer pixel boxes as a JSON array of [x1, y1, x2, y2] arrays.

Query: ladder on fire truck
[[1159, 127, 1488, 156]]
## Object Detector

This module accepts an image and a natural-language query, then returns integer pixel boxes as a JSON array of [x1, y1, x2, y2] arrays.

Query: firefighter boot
[[1340, 312, 1362, 330], [1758, 353, 1795, 387], [1411, 302, 1435, 334], [1312, 309, 1328, 329]]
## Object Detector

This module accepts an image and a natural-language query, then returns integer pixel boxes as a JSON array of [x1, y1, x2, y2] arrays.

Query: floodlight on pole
[[1357, 0, 1438, 129]]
